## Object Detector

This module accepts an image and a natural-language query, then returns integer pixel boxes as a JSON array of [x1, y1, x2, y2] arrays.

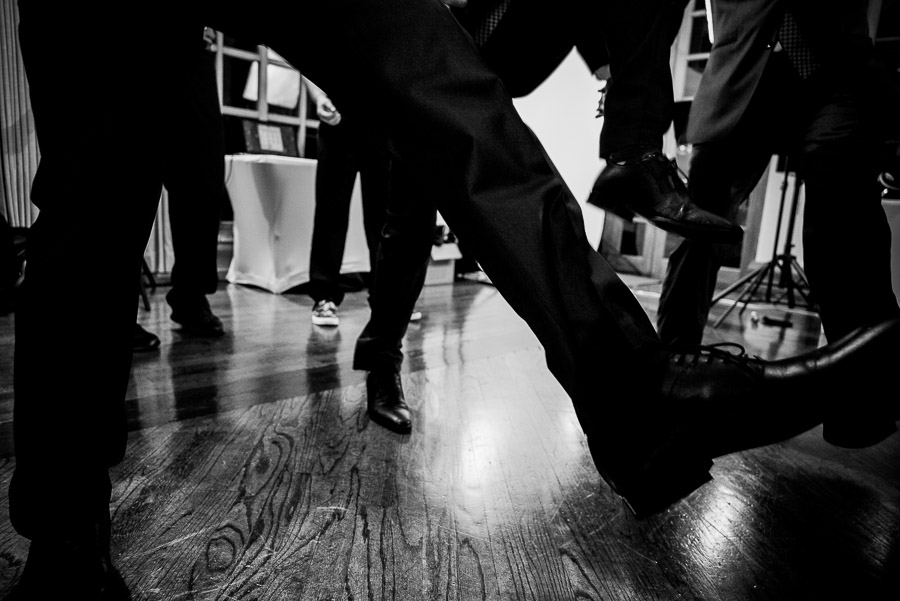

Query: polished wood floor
[[0, 274, 898, 600]]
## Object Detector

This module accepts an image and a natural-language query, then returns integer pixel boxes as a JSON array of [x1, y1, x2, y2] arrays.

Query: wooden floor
[[0, 275, 898, 600]]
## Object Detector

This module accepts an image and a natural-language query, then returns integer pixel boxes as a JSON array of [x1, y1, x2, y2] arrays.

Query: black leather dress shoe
[[594, 318, 900, 518], [588, 149, 743, 243], [167, 290, 225, 337], [366, 370, 412, 434], [133, 323, 160, 352], [11, 518, 131, 600]]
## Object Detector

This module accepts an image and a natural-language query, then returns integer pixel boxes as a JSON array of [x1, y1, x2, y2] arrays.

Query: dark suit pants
[[598, 0, 690, 156], [307, 121, 391, 305], [353, 161, 436, 374], [11, 5, 206, 539], [165, 46, 225, 300]]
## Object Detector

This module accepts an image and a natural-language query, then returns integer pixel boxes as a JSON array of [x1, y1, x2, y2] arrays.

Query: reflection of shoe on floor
[[366, 369, 412, 434], [167, 289, 225, 337], [311, 300, 339, 327], [595, 318, 900, 518], [134, 323, 161, 352], [588, 148, 743, 243]]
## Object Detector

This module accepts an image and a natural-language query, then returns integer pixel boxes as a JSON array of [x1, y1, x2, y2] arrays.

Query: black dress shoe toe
[[366, 370, 412, 434], [168, 292, 225, 337], [589, 432, 713, 519], [594, 319, 900, 518], [588, 149, 742, 243], [133, 323, 161, 352]]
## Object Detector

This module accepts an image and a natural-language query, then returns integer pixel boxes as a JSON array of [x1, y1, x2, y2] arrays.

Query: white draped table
[[224, 154, 370, 294]]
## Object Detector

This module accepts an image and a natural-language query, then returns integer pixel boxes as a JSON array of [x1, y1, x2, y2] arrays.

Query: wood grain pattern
[[0, 277, 897, 600]]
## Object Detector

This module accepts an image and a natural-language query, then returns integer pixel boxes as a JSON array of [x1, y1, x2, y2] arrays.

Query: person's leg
[[0, 212, 16, 315], [307, 121, 361, 312], [164, 43, 226, 337], [798, 57, 900, 447], [356, 131, 392, 293], [657, 137, 778, 346], [353, 160, 435, 433], [597, 0, 687, 157], [658, 52, 799, 346], [587, 0, 741, 242], [656, 145, 770, 346], [799, 65, 900, 342], [11, 4, 192, 597]]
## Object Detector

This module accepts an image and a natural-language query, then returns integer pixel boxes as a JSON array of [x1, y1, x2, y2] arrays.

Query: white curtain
[[0, 0, 39, 227]]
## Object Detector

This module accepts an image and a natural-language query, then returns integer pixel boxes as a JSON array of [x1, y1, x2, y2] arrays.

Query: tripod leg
[[142, 258, 157, 291], [739, 261, 776, 312], [712, 263, 772, 328], [138, 277, 150, 312], [781, 255, 797, 308], [711, 264, 770, 304], [789, 257, 815, 309]]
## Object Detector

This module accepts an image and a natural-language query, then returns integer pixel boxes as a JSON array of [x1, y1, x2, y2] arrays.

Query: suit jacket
[[687, 0, 873, 145]]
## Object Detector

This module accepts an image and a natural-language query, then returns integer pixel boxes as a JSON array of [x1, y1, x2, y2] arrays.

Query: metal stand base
[[711, 156, 816, 328]]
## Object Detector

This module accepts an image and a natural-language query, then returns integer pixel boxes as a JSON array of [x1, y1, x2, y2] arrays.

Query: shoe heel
[[586, 189, 635, 221], [595, 455, 713, 519]]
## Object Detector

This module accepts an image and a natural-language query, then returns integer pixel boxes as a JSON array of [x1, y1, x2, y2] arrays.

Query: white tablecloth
[[225, 154, 370, 294]]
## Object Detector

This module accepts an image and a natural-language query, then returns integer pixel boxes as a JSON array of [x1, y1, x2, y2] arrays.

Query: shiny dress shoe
[[594, 318, 900, 517], [587, 148, 743, 243], [11, 519, 131, 600], [366, 370, 412, 434], [167, 289, 225, 337], [133, 323, 161, 352]]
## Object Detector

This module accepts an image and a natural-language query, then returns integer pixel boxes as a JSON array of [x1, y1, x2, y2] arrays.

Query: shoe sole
[[173, 324, 226, 337], [587, 192, 742, 244], [133, 342, 160, 352], [311, 317, 339, 327], [368, 410, 412, 434]]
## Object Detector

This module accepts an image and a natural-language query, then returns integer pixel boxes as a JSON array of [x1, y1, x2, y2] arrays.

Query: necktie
[[777, 9, 821, 79], [473, 0, 511, 47]]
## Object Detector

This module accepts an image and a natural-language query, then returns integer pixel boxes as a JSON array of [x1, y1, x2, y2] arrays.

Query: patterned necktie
[[473, 0, 511, 47], [777, 9, 821, 79]]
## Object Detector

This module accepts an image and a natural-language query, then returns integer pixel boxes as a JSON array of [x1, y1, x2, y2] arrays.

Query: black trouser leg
[[307, 123, 362, 306], [0, 213, 16, 313], [357, 136, 391, 293], [10, 6, 188, 539], [657, 142, 772, 346], [353, 161, 435, 373], [165, 47, 225, 300], [799, 63, 900, 341], [658, 54, 796, 346], [598, 0, 690, 156]]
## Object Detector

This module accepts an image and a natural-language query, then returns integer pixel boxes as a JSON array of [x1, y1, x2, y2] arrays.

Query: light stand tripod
[[710, 156, 815, 328]]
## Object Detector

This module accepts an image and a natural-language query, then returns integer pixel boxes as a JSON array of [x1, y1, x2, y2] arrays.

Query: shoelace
[[656, 153, 690, 194]]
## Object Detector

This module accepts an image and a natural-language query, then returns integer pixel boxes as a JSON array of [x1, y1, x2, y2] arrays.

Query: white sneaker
[[311, 300, 339, 326], [409, 307, 423, 322]]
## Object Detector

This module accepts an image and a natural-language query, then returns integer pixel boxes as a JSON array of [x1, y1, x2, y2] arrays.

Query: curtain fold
[[0, 0, 39, 227]]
